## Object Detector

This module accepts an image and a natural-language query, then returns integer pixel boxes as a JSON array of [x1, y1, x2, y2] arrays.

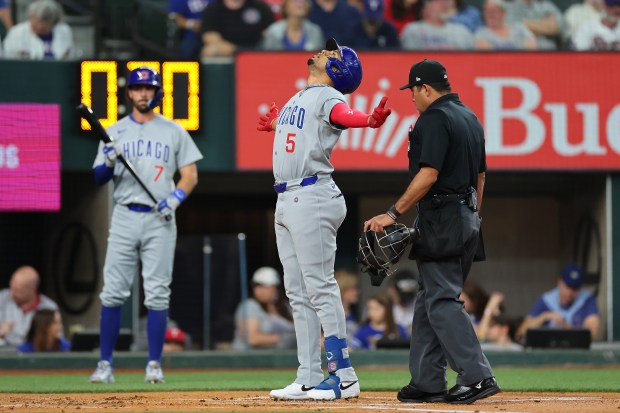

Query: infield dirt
[[1, 391, 620, 413]]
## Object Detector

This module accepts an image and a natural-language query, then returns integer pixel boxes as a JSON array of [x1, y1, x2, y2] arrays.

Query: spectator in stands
[[446, 0, 483, 33], [460, 279, 488, 326], [0, 0, 14, 33], [563, 0, 605, 42], [169, 0, 210, 59], [3, 0, 75, 60], [503, 0, 563, 50], [232, 267, 296, 350], [571, 0, 620, 50], [347, 0, 401, 48], [261, 0, 325, 50], [334, 269, 361, 339], [516, 264, 600, 341], [200, 0, 274, 57], [461, 279, 507, 341], [163, 326, 190, 352], [483, 314, 523, 350], [400, 0, 474, 49], [134, 317, 191, 352], [351, 292, 408, 350], [386, 268, 418, 336], [307, 0, 362, 44], [474, 0, 537, 50], [0, 266, 59, 349], [17, 309, 70, 353], [384, 0, 421, 34]]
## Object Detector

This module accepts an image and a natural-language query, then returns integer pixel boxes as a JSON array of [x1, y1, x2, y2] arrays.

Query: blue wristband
[[172, 188, 187, 203]]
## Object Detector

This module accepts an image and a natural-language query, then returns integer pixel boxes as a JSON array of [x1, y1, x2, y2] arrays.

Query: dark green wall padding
[[1, 348, 619, 370], [0, 60, 234, 172]]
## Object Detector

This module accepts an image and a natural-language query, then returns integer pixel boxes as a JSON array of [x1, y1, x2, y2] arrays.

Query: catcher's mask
[[357, 223, 415, 285]]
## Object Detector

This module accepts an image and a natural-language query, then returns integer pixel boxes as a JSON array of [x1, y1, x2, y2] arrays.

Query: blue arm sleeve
[[94, 164, 114, 186]]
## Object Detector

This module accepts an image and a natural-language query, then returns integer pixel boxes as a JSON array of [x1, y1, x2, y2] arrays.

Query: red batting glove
[[257, 102, 279, 132], [368, 96, 392, 129]]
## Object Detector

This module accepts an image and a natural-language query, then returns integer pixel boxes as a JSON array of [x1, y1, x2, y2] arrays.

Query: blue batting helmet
[[325, 38, 362, 95], [128, 66, 161, 89]]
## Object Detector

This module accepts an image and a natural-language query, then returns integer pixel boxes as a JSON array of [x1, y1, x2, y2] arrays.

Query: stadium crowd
[[0, 0, 618, 60]]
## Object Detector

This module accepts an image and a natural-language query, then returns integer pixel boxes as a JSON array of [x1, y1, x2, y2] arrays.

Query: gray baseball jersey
[[92, 114, 203, 309], [273, 84, 357, 386], [93, 114, 203, 206], [273, 85, 345, 182]]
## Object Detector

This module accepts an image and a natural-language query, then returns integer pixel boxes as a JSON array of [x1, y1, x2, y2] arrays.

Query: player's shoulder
[[107, 115, 132, 132], [152, 114, 188, 132], [312, 85, 346, 104]]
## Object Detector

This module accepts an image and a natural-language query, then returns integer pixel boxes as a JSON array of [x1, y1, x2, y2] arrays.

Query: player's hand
[[102, 142, 120, 167], [368, 96, 392, 129], [157, 188, 187, 221], [257, 102, 279, 132]]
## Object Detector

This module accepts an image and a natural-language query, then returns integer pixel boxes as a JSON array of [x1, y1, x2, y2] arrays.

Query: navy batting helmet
[[128, 66, 161, 89], [325, 38, 362, 95]]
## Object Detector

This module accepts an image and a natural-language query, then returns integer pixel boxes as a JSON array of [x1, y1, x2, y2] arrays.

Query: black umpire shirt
[[408, 93, 486, 198]]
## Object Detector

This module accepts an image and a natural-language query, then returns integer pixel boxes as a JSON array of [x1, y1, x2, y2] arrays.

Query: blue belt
[[127, 203, 153, 212], [274, 175, 318, 193]]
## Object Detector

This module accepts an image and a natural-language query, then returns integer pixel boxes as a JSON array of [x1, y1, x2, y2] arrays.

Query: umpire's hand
[[364, 213, 395, 233]]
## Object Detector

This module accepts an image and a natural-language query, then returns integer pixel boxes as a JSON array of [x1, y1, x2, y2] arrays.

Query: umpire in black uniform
[[364, 59, 500, 404]]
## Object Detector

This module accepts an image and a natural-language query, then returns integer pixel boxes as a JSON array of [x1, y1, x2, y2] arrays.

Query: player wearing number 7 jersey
[[257, 38, 392, 401], [89, 66, 203, 384]]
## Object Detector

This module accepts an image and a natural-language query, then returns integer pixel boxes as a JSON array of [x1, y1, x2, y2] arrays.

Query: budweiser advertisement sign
[[236, 52, 620, 171]]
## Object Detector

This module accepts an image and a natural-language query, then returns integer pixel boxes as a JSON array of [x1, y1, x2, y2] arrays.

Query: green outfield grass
[[0, 368, 618, 393]]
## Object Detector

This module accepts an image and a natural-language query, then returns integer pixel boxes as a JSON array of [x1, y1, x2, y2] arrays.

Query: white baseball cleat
[[144, 360, 165, 383], [89, 360, 115, 384], [270, 382, 315, 400], [307, 375, 360, 400]]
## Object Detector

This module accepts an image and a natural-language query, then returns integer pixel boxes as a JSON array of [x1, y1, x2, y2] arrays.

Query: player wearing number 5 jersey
[[257, 38, 392, 401], [89, 66, 203, 384]]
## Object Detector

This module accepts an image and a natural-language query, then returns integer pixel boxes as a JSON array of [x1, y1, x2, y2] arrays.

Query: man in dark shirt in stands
[[307, 0, 362, 44], [201, 0, 274, 57]]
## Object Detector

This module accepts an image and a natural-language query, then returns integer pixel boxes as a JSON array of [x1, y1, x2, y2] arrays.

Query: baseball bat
[[76, 103, 162, 209]]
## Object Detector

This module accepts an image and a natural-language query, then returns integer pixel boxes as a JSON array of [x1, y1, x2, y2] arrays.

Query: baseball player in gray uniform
[[257, 38, 392, 401], [88, 66, 203, 384]]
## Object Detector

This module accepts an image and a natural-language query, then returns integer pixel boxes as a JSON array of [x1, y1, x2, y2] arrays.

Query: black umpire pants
[[408, 205, 493, 392]]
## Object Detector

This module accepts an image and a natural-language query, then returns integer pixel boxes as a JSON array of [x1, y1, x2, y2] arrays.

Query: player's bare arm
[[364, 166, 438, 232], [176, 163, 199, 196]]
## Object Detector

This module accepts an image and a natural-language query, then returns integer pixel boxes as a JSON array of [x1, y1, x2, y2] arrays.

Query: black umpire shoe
[[397, 384, 446, 403], [445, 376, 501, 404]]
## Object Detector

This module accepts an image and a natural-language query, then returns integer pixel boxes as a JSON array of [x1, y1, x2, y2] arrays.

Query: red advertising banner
[[0, 104, 61, 211], [236, 52, 620, 171]]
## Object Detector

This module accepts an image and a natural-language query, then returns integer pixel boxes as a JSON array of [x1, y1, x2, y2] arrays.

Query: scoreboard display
[[80, 61, 200, 131]]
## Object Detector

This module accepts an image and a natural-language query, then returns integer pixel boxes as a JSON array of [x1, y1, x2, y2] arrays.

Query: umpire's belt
[[417, 193, 468, 212], [127, 203, 153, 212], [274, 174, 331, 193]]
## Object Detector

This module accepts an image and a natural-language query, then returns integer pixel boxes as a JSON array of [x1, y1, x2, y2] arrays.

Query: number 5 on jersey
[[286, 133, 296, 153]]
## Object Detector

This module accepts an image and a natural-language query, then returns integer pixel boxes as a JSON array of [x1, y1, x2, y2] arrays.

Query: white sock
[[335, 366, 358, 382]]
